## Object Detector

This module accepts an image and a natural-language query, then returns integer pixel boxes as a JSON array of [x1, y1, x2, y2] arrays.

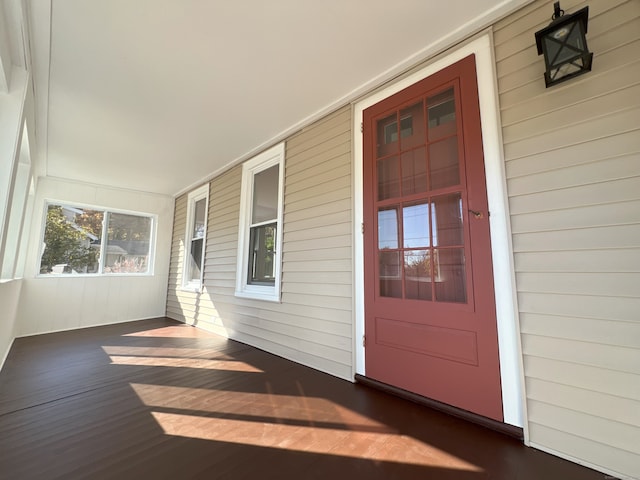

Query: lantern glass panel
[[567, 22, 585, 50]]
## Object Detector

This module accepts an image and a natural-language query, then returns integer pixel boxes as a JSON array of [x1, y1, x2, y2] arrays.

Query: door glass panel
[[429, 136, 459, 189], [404, 250, 432, 301], [427, 88, 456, 141], [401, 148, 427, 196], [377, 113, 399, 157], [380, 251, 402, 298], [372, 86, 471, 304], [432, 193, 463, 247], [403, 202, 430, 248], [378, 207, 399, 250], [434, 248, 466, 303], [399, 101, 424, 150], [377, 156, 400, 200]]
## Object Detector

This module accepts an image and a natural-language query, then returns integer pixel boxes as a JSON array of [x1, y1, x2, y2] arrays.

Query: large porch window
[[39, 203, 155, 276]]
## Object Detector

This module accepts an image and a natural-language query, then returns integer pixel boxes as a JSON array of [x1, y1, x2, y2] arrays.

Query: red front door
[[363, 55, 503, 421]]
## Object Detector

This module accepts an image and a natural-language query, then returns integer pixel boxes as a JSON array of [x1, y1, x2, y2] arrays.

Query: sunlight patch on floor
[[109, 355, 263, 372], [123, 325, 219, 338], [151, 411, 482, 471], [102, 345, 237, 360], [131, 383, 387, 430]]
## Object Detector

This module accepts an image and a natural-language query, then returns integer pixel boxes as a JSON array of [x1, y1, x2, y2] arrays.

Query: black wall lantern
[[535, 2, 593, 87]]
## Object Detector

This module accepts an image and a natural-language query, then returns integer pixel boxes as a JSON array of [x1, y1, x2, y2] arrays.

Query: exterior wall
[[16, 177, 175, 336], [494, 1, 640, 478], [167, 106, 353, 379]]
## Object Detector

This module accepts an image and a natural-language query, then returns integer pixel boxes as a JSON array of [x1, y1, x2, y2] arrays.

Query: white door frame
[[352, 31, 527, 431]]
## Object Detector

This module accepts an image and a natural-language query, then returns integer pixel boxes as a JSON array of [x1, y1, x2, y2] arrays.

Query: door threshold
[[354, 374, 523, 440]]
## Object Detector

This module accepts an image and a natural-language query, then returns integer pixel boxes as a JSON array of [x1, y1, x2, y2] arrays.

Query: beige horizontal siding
[[165, 194, 190, 321], [515, 249, 640, 272], [508, 150, 640, 194], [516, 272, 640, 298], [504, 106, 640, 160], [528, 423, 640, 479], [519, 293, 639, 328], [521, 314, 640, 355], [495, 0, 640, 478], [528, 401, 640, 455], [166, 106, 353, 380], [524, 356, 640, 400]]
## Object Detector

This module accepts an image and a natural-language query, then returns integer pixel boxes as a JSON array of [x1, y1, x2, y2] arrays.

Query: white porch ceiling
[[29, 0, 530, 196]]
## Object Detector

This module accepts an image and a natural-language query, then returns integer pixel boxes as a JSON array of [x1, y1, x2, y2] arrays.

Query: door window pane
[[427, 88, 456, 141], [399, 101, 425, 150], [252, 165, 279, 224], [378, 207, 399, 250], [434, 248, 467, 303], [401, 148, 427, 195], [379, 251, 402, 298], [377, 156, 400, 200], [248, 223, 276, 285], [377, 113, 399, 157], [432, 193, 463, 247], [403, 202, 430, 248], [429, 136, 460, 189], [404, 250, 432, 301]]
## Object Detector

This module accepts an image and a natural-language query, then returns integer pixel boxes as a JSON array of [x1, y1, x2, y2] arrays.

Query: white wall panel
[[16, 177, 174, 336], [0, 279, 21, 369]]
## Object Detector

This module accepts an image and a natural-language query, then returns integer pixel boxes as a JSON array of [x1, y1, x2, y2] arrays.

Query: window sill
[[36, 273, 154, 279], [180, 284, 203, 294], [234, 288, 281, 303]]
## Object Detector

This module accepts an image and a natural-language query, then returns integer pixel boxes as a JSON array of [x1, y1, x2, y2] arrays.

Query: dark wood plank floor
[[0, 318, 606, 480]]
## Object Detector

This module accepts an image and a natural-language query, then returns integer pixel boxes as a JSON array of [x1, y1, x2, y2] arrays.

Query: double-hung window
[[182, 184, 209, 291], [236, 143, 284, 302]]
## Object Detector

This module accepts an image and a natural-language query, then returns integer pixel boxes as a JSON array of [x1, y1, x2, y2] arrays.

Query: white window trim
[[181, 184, 209, 292], [36, 201, 157, 277], [235, 143, 285, 302]]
